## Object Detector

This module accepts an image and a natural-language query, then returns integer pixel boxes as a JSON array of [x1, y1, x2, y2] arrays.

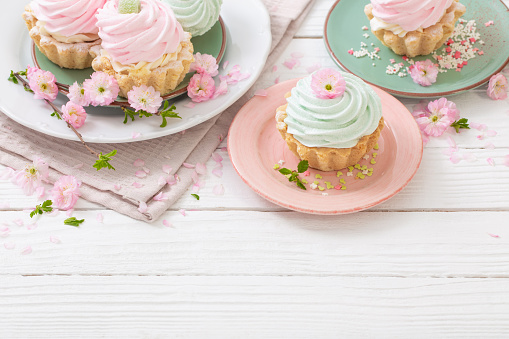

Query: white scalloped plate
[[0, 0, 271, 143]]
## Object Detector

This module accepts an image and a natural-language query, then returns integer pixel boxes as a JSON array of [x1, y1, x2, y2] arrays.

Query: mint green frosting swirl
[[160, 0, 222, 37], [284, 72, 382, 148]]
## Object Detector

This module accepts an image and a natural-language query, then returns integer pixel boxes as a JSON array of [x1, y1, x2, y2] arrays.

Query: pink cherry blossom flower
[[127, 85, 163, 113], [487, 73, 508, 100], [67, 81, 89, 106], [311, 68, 346, 99], [61, 101, 87, 129], [28, 69, 58, 102], [190, 53, 219, 76], [12, 157, 49, 196], [51, 175, 81, 210], [409, 59, 438, 86], [83, 72, 119, 106], [26, 65, 38, 81], [187, 73, 215, 103], [414, 98, 457, 137]]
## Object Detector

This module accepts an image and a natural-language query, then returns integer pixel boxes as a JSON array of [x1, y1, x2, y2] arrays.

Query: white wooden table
[[2, 1, 509, 337]]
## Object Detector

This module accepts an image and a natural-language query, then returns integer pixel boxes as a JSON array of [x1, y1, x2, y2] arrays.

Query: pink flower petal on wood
[[143, 167, 150, 174], [27, 223, 38, 230], [135, 170, 147, 178], [487, 158, 495, 166], [212, 168, 223, 178], [483, 142, 495, 150], [254, 89, 268, 97], [132, 182, 144, 188], [179, 209, 186, 216], [211, 152, 223, 163], [66, 209, 74, 217], [21, 246, 32, 255], [162, 165, 172, 174], [195, 163, 207, 175], [450, 153, 462, 164], [183, 163, 195, 169], [13, 219, 24, 227], [96, 213, 104, 223], [283, 58, 298, 69], [138, 201, 148, 214], [158, 175, 168, 186], [49, 236, 61, 244], [488, 233, 500, 238], [133, 159, 145, 167], [462, 153, 477, 162], [4, 242, 15, 250], [191, 170, 199, 183], [213, 184, 224, 195], [486, 130, 497, 137], [167, 175, 177, 186], [163, 219, 173, 228], [291, 52, 305, 59], [503, 155, 509, 167]]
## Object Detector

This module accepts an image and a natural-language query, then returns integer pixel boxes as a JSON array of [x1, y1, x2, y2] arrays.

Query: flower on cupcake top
[[310, 68, 346, 99]]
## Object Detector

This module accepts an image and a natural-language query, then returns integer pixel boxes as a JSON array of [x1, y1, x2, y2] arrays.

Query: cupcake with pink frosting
[[364, 0, 466, 57], [23, 0, 108, 69], [90, 0, 194, 98]]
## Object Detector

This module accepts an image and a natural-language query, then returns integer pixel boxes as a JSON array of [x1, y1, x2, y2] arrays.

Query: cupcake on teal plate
[[159, 0, 223, 37]]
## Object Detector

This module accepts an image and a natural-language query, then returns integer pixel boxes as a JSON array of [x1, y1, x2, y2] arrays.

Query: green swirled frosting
[[284, 72, 382, 149], [160, 0, 222, 37]]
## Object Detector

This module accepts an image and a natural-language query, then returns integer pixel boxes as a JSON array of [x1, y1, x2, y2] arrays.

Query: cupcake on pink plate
[[23, 0, 108, 69], [90, 0, 194, 98]]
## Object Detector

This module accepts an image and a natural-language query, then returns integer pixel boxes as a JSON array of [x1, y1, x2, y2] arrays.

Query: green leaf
[[19, 70, 27, 77], [138, 110, 153, 119], [30, 200, 53, 218], [24, 86, 34, 93], [8, 70, 18, 84], [450, 118, 470, 133], [163, 100, 169, 110], [191, 194, 200, 200], [297, 160, 309, 173], [159, 104, 181, 128], [93, 150, 117, 171], [64, 217, 85, 227], [296, 180, 307, 190], [278, 168, 292, 175], [123, 108, 136, 124], [51, 111, 62, 120]]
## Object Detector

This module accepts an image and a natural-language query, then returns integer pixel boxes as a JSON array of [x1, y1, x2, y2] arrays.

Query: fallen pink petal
[[213, 184, 225, 196], [132, 132, 141, 139], [291, 52, 304, 59], [143, 167, 150, 174], [487, 158, 495, 166], [272, 65, 278, 72], [183, 163, 195, 169], [503, 155, 509, 167], [132, 182, 144, 188], [13, 219, 24, 227], [163, 219, 173, 228], [274, 76, 280, 84], [73, 163, 84, 169], [21, 246, 32, 255], [486, 130, 497, 137], [66, 209, 74, 217], [179, 209, 186, 216], [96, 213, 104, 223], [211, 152, 223, 163], [27, 223, 38, 230], [162, 165, 172, 174], [283, 58, 298, 70], [114, 184, 122, 191], [138, 201, 148, 214], [49, 236, 61, 244], [488, 233, 500, 238], [133, 159, 145, 167], [483, 143, 495, 150], [153, 192, 169, 201], [450, 153, 462, 164], [4, 242, 15, 250], [195, 163, 207, 175], [135, 170, 147, 178], [222, 60, 229, 70], [212, 168, 223, 178], [184, 102, 196, 109]]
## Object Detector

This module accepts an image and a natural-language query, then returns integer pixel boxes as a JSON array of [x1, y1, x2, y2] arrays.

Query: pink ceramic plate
[[228, 79, 423, 214]]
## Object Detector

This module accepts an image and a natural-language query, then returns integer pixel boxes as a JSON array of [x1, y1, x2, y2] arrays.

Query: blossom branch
[[10, 72, 117, 171]]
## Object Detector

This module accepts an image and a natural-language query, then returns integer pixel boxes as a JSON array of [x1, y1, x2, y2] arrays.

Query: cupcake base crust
[[365, 0, 466, 57], [23, 6, 101, 70], [90, 37, 194, 98], [275, 94, 384, 172]]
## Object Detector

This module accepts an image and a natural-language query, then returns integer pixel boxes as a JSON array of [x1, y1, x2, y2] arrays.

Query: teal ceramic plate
[[32, 17, 227, 105], [324, 0, 509, 98]]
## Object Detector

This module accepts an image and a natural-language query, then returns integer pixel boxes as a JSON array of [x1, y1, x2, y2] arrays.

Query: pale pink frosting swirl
[[31, 0, 107, 36], [96, 0, 185, 65], [371, 0, 454, 32]]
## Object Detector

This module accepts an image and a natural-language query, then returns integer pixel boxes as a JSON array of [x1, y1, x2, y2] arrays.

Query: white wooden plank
[[1, 275, 509, 338], [1, 210, 509, 277], [2, 145, 509, 211]]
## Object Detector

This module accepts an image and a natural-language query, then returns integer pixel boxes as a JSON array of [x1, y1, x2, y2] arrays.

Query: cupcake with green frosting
[[275, 69, 384, 172], [159, 0, 222, 37]]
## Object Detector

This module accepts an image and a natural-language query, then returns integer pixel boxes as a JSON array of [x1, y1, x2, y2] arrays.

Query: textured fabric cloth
[[0, 0, 314, 222]]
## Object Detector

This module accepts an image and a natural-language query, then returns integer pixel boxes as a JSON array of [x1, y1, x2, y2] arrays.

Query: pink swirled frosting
[[31, 0, 107, 36], [370, 0, 454, 32], [96, 0, 186, 65]]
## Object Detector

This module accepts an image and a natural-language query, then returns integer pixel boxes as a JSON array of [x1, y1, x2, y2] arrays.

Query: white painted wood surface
[[1, 0, 509, 337]]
